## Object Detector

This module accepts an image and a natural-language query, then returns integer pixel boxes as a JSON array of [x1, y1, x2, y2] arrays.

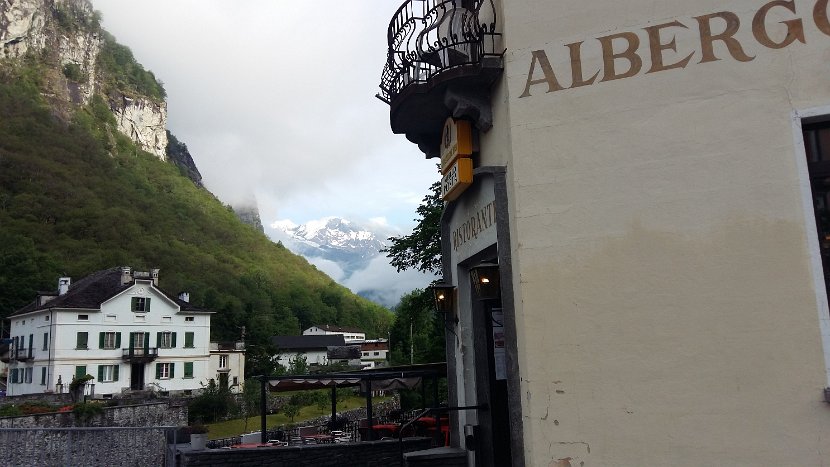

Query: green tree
[[240, 378, 261, 432], [382, 179, 443, 274], [288, 355, 308, 375], [281, 402, 300, 422]]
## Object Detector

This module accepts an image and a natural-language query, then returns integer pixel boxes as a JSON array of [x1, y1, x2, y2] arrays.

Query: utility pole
[[410, 318, 414, 365]]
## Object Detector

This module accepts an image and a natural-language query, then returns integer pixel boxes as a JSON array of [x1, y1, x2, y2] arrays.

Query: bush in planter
[[186, 424, 209, 434], [72, 402, 104, 425]]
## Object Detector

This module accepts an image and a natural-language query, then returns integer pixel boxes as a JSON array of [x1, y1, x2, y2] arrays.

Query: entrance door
[[471, 293, 512, 466], [130, 363, 144, 390]]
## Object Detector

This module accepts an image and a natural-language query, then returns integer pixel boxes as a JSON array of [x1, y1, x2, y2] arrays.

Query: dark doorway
[[471, 277, 512, 466], [130, 363, 144, 390]]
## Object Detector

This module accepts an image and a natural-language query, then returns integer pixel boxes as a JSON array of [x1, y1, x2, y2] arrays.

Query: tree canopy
[[382, 179, 443, 275]]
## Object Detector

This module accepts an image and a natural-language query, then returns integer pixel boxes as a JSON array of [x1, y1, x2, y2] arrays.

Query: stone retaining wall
[[0, 400, 187, 428]]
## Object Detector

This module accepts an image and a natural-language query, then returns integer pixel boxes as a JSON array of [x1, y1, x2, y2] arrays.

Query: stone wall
[[181, 438, 433, 467], [0, 400, 187, 428]]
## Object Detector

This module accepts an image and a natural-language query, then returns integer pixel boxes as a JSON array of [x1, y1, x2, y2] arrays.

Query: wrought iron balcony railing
[[378, 0, 503, 104], [122, 347, 158, 362]]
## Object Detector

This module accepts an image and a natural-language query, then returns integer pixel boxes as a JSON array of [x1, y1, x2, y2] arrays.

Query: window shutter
[[144, 335, 149, 353], [169, 363, 175, 379], [99, 332, 105, 349], [75, 366, 86, 379], [171, 332, 177, 348], [185, 332, 194, 348], [113, 365, 119, 382], [131, 297, 137, 311], [185, 361, 193, 378], [98, 365, 104, 382], [146, 297, 151, 311], [28, 334, 32, 358], [115, 333, 121, 348], [156, 332, 162, 347], [155, 363, 161, 379]]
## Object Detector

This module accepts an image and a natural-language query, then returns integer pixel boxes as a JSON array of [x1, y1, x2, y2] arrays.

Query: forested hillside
[[0, 2, 393, 375]]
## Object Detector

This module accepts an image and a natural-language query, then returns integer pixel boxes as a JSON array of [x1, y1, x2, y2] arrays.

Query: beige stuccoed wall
[[494, 0, 830, 465]]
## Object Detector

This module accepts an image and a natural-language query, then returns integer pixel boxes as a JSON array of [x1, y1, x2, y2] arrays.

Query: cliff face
[[0, 0, 168, 160]]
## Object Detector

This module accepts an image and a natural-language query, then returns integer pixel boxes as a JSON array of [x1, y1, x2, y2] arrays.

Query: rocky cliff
[[0, 0, 168, 159]]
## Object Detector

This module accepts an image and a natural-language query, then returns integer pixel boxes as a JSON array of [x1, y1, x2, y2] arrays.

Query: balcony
[[15, 351, 33, 362], [378, 0, 503, 156], [122, 347, 158, 363]]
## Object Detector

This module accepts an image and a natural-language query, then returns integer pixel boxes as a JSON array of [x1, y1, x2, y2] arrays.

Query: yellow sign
[[441, 157, 473, 201], [440, 118, 473, 174]]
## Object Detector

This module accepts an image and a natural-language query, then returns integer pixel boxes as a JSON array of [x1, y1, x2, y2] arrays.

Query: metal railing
[[0, 426, 178, 467], [122, 347, 158, 361], [378, 0, 502, 104]]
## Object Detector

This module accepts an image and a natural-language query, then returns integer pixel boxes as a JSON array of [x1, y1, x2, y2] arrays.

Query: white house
[[271, 334, 347, 370], [3, 267, 213, 397], [359, 339, 389, 369], [302, 325, 365, 343], [208, 341, 245, 393]]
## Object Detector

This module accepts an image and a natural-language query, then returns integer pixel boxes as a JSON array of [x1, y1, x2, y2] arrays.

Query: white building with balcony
[[3, 267, 213, 397]]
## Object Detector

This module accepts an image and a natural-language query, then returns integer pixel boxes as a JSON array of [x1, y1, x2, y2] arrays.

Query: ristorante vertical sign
[[519, 0, 830, 97], [441, 118, 474, 201]]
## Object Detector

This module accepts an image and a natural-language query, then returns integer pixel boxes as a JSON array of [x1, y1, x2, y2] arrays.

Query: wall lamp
[[470, 262, 500, 300], [430, 281, 458, 334]]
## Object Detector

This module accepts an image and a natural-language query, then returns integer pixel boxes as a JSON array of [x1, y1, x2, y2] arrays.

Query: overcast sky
[[92, 1, 439, 234]]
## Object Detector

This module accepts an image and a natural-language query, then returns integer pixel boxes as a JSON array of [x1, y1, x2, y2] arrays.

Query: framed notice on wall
[[492, 308, 506, 380]]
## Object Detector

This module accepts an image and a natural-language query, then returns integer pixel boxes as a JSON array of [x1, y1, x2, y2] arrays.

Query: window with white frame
[[98, 364, 119, 382], [219, 355, 229, 368], [158, 331, 175, 349], [24, 367, 32, 384], [42, 332, 48, 351], [156, 362, 174, 379], [101, 331, 119, 350]]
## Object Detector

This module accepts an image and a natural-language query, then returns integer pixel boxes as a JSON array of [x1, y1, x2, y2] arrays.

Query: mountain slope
[[0, 0, 393, 374]]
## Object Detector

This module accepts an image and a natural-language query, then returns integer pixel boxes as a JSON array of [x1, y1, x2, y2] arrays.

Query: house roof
[[307, 324, 365, 334], [327, 345, 361, 360], [8, 267, 207, 317], [271, 334, 346, 350]]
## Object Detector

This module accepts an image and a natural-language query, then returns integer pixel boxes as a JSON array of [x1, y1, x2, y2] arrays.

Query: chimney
[[120, 267, 132, 285], [58, 277, 71, 296], [178, 292, 190, 303], [151, 268, 160, 286]]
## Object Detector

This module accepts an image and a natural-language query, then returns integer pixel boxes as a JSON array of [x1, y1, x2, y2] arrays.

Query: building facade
[[303, 325, 366, 343], [4, 267, 212, 397], [380, 0, 830, 465], [208, 341, 246, 393]]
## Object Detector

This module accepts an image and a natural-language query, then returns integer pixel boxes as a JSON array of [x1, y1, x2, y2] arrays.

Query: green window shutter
[[131, 297, 138, 311], [115, 333, 121, 348], [77, 332, 87, 349], [144, 335, 149, 353], [75, 365, 86, 379], [169, 363, 175, 379], [99, 332, 105, 349], [185, 332, 194, 348], [41, 367, 46, 385], [146, 297, 151, 311], [155, 363, 161, 379], [113, 365, 119, 382], [156, 332, 162, 347], [184, 362, 193, 378], [171, 332, 177, 348], [98, 365, 104, 382]]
